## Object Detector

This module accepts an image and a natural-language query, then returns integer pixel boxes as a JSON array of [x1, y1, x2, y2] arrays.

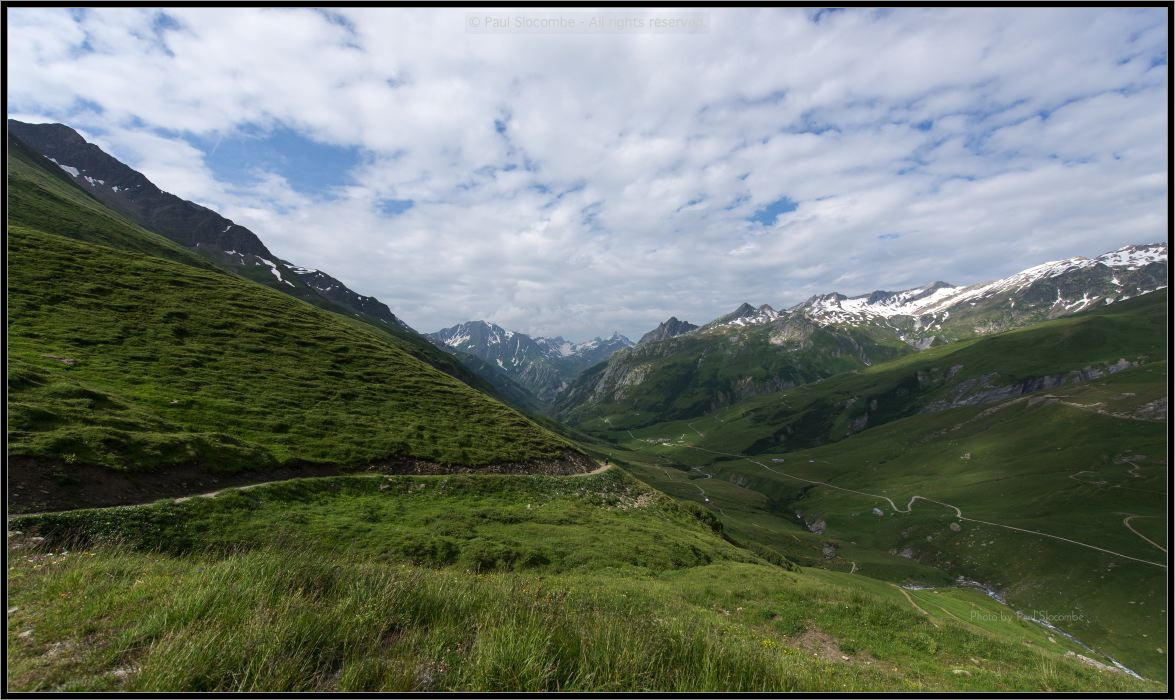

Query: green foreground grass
[[7, 470, 1156, 692]]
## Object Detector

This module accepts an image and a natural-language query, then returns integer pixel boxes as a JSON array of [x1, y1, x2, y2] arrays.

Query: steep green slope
[[8, 133, 584, 464], [7, 225, 582, 508], [7, 135, 221, 272], [8, 470, 1156, 692], [8, 135, 531, 410], [445, 348, 546, 413], [556, 315, 912, 429]]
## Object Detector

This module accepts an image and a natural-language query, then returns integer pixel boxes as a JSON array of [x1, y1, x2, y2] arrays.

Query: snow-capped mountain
[[556, 242, 1166, 426], [791, 243, 1167, 342], [703, 303, 782, 330], [427, 321, 633, 403]]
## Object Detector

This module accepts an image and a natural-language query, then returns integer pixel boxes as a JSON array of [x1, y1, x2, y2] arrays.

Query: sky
[[6, 7, 1169, 341]]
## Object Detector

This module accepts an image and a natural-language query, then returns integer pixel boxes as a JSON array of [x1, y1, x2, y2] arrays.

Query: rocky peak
[[638, 316, 699, 345]]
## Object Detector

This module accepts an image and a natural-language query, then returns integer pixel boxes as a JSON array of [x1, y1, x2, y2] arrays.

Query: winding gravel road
[[683, 445, 1167, 569]]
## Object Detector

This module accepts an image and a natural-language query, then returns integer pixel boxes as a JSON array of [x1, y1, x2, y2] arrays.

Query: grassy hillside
[[589, 301, 1167, 679], [7, 470, 1156, 692], [7, 137, 542, 415], [7, 225, 580, 496], [556, 317, 912, 429], [446, 348, 546, 414]]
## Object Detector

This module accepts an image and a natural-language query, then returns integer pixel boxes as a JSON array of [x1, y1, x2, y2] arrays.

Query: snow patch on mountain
[[48, 157, 79, 177], [796, 244, 1166, 325], [429, 322, 632, 364], [444, 331, 471, 347], [256, 257, 293, 286], [706, 303, 782, 329], [1094, 244, 1166, 270]]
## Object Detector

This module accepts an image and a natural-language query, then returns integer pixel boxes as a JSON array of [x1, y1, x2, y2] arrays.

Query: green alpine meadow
[[5, 6, 1169, 695]]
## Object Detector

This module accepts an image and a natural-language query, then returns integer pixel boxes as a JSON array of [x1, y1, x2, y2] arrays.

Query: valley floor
[[588, 372, 1168, 682]]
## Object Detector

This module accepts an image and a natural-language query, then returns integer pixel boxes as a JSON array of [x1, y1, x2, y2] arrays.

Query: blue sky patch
[[193, 125, 361, 195], [377, 199, 414, 216], [748, 196, 798, 225]]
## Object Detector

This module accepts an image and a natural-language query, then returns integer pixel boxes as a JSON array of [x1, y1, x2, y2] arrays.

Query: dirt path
[[579, 462, 614, 476], [923, 596, 983, 629], [890, 584, 935, 621], [11, 462, 614, 519], [171, 461, 615, 504], [1122, 515, 1166, 553], [682, 445, 1167, 570]]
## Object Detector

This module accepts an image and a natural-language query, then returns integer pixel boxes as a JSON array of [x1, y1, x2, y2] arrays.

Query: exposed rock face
[[1133, 397, 1167, 421], [921, 359, 1137, 413], [846, 414, 869, 435], [768, 321, 815, 348], [702, 302, 781, 330], [1065, 651, 1123, 674], [822, 542, 839, 559], [8, 120, 273, 257], [638, 317, 699, 345], [288, 266, 408, 330]]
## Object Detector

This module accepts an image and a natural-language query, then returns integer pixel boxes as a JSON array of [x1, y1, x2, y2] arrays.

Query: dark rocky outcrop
[[638, 316, 699, 345]]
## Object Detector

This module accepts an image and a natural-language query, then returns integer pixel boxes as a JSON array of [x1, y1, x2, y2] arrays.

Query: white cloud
[[6, 7, 1168, 340]]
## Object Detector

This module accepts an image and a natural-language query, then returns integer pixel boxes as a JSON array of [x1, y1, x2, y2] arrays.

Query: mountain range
[[426, 244, 1165, 417], [556, 242, 1167, 427], [791, 244, 1166, 342], [427, 321, 632, 402]]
